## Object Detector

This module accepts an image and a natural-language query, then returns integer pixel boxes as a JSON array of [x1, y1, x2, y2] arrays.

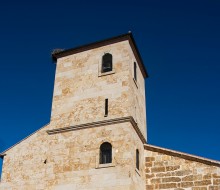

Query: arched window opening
[[136, 149, 139, 170], [100, 142, 112, 164], [102, 53, 112, 73]]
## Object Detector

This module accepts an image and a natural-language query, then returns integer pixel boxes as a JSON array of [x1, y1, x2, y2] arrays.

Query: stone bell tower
[[48, 33, 147, 190], [0, 33, 148, 190], [48, 33, 148, 189], [50, 33, 147, 138]]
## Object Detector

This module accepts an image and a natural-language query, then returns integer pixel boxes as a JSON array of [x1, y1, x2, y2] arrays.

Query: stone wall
[[145, 145, 220, 190], [0, 38, 147, 189], [127, 44, 147, 139], [49, 40, 147, 139], [0, 122, 145, 190], [50, 41, 132, 128]]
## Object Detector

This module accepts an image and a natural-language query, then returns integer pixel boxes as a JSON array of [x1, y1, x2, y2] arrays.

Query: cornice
[[47, 116, 147, 144], [0, 154, 5, 159], [52, 33, 148, 78]]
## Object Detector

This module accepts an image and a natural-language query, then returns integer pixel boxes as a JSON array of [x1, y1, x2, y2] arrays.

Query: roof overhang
[[0, 153, 6, 159], [144, 144, 220, 167], [0, 123, 50, 156], [52, 33, 148, 78]]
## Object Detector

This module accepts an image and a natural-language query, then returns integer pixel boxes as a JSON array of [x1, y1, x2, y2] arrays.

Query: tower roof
[[52, 33, 148, 78]]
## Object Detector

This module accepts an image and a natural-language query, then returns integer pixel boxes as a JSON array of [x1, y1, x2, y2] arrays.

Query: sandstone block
[[213, 179, 220, 185], [194, 180, 211, 186], [162, 177, 181, 183], [166, 166, 180, 171], [159, 183, 177, 189], [151, 167, 166, 173], [181, 181, 194, 188]]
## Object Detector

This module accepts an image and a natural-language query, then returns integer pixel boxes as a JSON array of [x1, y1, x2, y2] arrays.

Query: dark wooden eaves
[[52, 33, 148, 78]]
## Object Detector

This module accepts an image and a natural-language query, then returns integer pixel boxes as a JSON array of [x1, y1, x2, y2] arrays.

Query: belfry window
[[102, 53, 112, 73], [100, 142, 112, 164], [136, 149, 139, 170]]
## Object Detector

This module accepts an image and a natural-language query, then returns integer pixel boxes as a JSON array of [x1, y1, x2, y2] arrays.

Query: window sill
[[135, 168, 141, 176], [98, 70, 115, 77], [96, 163, 115, 169], [133, 78, 138, 88]]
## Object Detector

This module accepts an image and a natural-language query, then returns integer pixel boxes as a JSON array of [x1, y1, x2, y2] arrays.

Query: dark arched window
[[136, 149, 139, 170], [102, 53, 112, 73], [100, 142, 112, 164]]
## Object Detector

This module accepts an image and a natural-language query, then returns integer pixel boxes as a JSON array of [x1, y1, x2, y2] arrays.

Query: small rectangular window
[[136, 149, 139, 170], [134, 62, 137, 81], [104, 99, 108, 117]]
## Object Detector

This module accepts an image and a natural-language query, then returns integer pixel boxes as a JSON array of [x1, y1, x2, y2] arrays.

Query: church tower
[[0, 33, 148, 190], [48, 33, 148, 189], [50, 33, 147, 139]]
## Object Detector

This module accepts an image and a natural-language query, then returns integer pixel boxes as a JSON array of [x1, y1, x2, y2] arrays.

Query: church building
[[0, 33, 219, 189]]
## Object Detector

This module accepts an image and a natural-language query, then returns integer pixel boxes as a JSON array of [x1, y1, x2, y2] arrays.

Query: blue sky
[[0, 0, 220, 174]]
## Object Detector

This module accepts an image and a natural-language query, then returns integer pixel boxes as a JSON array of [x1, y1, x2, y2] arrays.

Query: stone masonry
[[49, 39, 147, 138], [0, 34, 147, 190], [145, 145, 220, 189], [0, 33, 220, 190]]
